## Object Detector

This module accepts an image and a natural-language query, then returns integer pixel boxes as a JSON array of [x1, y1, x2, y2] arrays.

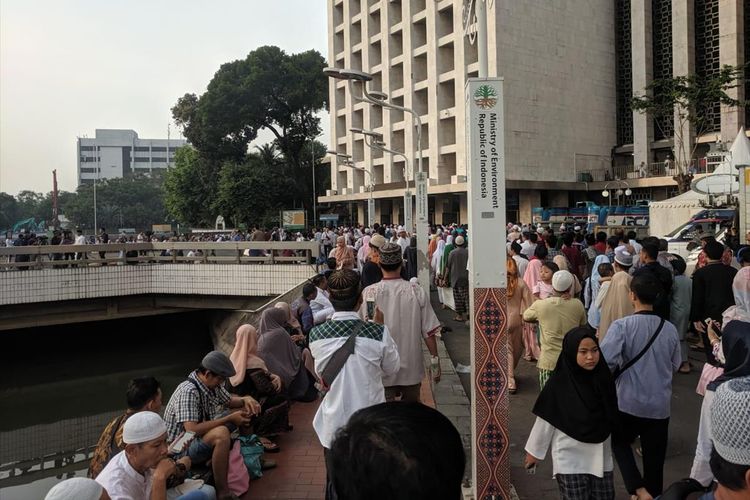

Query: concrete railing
[[0, 241, 321, 271]]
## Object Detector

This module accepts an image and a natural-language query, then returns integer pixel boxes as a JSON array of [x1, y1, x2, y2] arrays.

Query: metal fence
[[0, 241, 321, 271]]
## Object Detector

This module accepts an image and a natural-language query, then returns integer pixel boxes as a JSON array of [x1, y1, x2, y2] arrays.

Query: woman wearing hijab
[[228, 325, 290, 446], [525, 327, 619, 500], [522, 245, 548, 361], [257, 308, 318, 402], [585, 254, 612, 328], [439, 235, 455, 309], [275, 301, 307, 348], [507, 257, 533, 394], [427, 234, 438, 263], [688, 270, 750, 488], [432, 238, 447, 306], [402, 236, 419, 280], [331, 236, 355, 270], [356, 235, 371, 272]]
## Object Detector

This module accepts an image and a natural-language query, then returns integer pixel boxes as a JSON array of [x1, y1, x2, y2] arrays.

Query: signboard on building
[[151, 224, 172, 233], [282, 210, 306, 230]]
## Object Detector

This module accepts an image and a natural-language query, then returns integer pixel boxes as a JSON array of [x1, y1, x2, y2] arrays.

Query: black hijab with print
[[532, 327, 619, 443]]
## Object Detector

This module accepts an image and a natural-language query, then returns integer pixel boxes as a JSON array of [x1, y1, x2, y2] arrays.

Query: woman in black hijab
[[402, 236, 419, 280], [524, 327, 619, 500]]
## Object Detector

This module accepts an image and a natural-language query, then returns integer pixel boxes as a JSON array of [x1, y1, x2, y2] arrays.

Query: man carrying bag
[[600, 274, 681, 500], [308, 269, 400, 500]]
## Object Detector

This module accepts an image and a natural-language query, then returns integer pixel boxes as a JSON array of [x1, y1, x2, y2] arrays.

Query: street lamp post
[[325, 67, 430, 295], [601, 181, 632, 207]]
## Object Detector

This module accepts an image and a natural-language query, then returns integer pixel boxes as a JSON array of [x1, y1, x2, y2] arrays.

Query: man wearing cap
[[600, 274, 680, 500], [396, 226, 410, 254], [361, 233, 386, 288], [46, 478, 110, 500], [523, 270, 588, 389], [446, 235, 470, 322], [699, 376, 750, 500], [163, 351, 261, 500], [308, 269, 400, 498], [95, 411, 216, 500], [598, 247, 634, 340], [360, 243, 442, 402]]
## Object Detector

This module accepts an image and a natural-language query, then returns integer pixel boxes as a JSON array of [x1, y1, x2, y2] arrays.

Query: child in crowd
[[534, 261, 559, 300]]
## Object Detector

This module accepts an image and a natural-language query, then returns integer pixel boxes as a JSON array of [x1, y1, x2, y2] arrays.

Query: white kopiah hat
[[552, 270, 574, 293], [710, 376, 750, 466], [122, 411, 167, 444], [45, 478, 103, 500]]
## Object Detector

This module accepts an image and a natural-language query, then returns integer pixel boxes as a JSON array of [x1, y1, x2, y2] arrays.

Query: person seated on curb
[[95, 411, 216, 500], [327, 402, 465, 500], [163, 351, 264, 500], [45, 478, 110, 500], [89, 377, 164, 479]]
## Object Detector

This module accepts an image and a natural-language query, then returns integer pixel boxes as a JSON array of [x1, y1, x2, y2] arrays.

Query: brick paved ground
[[245, 373, 436, 499]]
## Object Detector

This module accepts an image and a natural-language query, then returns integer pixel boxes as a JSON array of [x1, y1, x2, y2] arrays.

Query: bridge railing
[[0, 241, 321, 271]]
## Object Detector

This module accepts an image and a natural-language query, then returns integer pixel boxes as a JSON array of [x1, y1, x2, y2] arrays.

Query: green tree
[[163, 146, 221, 227], [0, 192, 20, 230], [64, 175, 167, 231], [171, 45, 328, 204], [214, 154, 297, 228], [631, 64, 747, 192]]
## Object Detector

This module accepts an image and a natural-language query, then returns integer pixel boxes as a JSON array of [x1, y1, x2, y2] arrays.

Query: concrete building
[[322, 0, 749, 225], [77, 129, 187, 186]]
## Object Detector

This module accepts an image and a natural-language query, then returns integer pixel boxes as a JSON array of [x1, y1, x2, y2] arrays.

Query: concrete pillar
[[632, 0, 654, 166], [393, 199, 401, 226], [518, 190, 541, 225], [433, 195, 445, 226], [459, 193, 468, 225], [719, 0, 745, 140], [374, 199, 382, 226], [673, 0, 696, 171]]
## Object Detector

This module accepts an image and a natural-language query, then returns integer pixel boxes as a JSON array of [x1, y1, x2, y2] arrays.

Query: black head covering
[[532, 327, 618, 444], [707, 319, 750, 391]]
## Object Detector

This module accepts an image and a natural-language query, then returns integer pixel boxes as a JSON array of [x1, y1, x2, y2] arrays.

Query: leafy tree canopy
[[172, 45, 328, 163]]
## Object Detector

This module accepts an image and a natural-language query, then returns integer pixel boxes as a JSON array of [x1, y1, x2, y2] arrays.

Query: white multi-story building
[[77, 129, 187, 186], [322, 0, 749, 225]]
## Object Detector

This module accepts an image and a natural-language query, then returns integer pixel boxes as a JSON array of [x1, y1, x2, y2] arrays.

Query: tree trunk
[[673, 173, 694, 194]]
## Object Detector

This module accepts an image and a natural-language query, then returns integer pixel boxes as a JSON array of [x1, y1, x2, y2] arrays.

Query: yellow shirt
[[523, 297, 588, 371]]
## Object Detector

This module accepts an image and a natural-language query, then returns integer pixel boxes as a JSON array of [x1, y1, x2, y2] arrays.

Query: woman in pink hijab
[[228, 324, 290, 447]]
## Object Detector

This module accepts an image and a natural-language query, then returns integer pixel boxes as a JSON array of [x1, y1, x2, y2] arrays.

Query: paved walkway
[[247, 368, 437, 499]]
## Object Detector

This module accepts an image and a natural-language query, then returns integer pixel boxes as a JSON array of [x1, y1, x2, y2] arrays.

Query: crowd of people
[[38, 218, 750, 500], [506, 222, 750, 500]]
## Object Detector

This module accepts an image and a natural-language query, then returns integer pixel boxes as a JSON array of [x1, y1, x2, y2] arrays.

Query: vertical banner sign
[[367, 196, 375, 227], [466, 78, 509, 500], [403, 191, 413, 234], [415, 171, 431, 295]]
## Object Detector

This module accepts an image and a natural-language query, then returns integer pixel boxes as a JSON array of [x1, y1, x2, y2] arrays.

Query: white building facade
[[322, 0, 749, 224], [77, 129, 186, 186]]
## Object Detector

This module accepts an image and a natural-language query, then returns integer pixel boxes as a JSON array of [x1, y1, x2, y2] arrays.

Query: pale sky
[[0, 0, 329, 195]]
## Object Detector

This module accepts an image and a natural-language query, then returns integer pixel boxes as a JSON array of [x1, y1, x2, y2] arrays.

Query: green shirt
[[522, 297, 588, 371]]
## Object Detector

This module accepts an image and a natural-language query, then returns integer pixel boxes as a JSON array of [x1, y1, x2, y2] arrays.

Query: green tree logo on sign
[[473, 85, 498, 109]]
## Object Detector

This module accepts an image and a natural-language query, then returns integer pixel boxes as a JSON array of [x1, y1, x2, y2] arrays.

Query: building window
[[151, 147, 167, 152], [616, 0, 633, 145], [151, 157, 167, 162], [652, 0, 673, 140], [80, 167, 98, 173], [134, 146, 150, 152], [134, 157, 150, 163], [694, 0, 721, 133], [80, 145, 95, 151]]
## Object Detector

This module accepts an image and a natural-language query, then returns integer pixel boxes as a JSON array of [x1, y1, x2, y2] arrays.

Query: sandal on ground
[[678, 362, 692, 374], [259, 437, 280, 453], [453, 316, 463, 321], [508, 378, 517, 394], [260, 458, 277, 471]]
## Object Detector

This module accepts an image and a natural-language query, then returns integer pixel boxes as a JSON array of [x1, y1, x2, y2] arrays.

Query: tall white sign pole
[[466, 2, 509, 496]]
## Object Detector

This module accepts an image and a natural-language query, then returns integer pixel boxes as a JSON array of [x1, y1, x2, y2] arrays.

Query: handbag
[[614, 318, 665, 380], [227, 440, 250, 496], [238, 434, 265, 479]]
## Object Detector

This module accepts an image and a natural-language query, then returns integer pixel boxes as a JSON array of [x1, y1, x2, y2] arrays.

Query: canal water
[[0, 312, 214, 499]]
